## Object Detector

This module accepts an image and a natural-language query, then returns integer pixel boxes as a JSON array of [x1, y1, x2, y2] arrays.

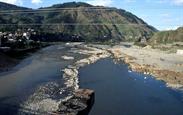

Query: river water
[[0, 44, 86, 114], [0, 45, 183, 115], [79, 58, 183, 115]]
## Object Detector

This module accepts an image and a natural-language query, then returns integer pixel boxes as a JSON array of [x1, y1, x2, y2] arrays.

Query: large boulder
[[54, 89, 95, 115]]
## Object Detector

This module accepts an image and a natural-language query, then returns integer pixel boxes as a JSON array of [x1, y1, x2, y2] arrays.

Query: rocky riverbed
[[55, 89, 95, 115], [108, 43, 183, 89], [1, 42, 183, 114], [58, 42, 183, 114], [19, 43, 110, 114]]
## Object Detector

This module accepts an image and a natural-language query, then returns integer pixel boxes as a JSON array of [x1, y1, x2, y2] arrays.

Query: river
[[79, 58, 183, 115], [0, 44, 86, 114], [0, 45, 183, 115]]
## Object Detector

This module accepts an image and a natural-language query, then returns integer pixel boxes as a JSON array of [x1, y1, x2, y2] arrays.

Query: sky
[[0, 0, 182, 30]]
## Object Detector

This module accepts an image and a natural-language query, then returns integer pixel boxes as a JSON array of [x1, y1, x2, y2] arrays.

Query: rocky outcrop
[[53, 89, 95, 115]]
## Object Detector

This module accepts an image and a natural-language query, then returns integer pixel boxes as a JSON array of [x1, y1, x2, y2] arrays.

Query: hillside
[[0, 2, 29, 10], [0, 2, 157, 42], [149, 27, 183, 44]]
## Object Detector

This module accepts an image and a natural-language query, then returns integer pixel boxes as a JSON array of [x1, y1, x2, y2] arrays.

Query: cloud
[[147, 0, 183, 5], [31, 0, 42, 4], [164, 26, 179, 30], [160, 13, 174, 23], [124, 0, 136, 3], [157, 0, 183, 5], [171, 0, 183, 5], [161, 13, 170, 17], [0, 0, 22, 5], [86, 0, 113, 6], [0, 0, 43, 5], [156, 0, 167, 4]]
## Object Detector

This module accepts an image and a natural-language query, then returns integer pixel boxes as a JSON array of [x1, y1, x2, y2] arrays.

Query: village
[[0, 28, 42, 51]]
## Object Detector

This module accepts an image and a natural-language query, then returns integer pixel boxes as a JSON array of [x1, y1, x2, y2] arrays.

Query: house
[[23, 32, 31, 40], [0, 32, 2, 46], [7, 33, 16, 43], [15, 29, 23, 37]]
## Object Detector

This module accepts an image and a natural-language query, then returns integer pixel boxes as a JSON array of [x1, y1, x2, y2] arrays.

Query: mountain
[[0, 2, 157, 42], [0, 2, 35, 31], [149, 27, 183, 44], [0, 2, 29, 10]]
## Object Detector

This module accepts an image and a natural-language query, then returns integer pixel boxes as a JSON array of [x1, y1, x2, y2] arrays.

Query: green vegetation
[[149, 27, 183, 44], [0, 2, 157, 42]]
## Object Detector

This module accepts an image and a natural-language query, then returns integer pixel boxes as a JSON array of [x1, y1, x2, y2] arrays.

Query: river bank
[[1, 42, 183, 114], [108, 43, 183, 89], [0, 44, 49, 73], [79, 58, 183, 115], [0, 52, 18, 72], [20, 43, 111, 114], [0, 44, 91, 114], [55, 42, 183, 114]]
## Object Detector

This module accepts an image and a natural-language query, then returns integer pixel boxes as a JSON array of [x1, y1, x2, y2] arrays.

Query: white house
[[0, 32, 3, 46], [177, 50, 183, 55], [8, 33, 13, 37], [23, 32, 27, 37], [23, 32, 31, 40]]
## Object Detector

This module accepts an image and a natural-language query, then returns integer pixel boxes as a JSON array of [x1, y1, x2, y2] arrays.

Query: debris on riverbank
[[55, 45, 110, 114], [75, 43, 183, 89], [109, 44, 183, 89], [15, 42, 183, 114], [62, 45, 110, 92], [20, 43, 110, 114], [61, 56, 75, 60]]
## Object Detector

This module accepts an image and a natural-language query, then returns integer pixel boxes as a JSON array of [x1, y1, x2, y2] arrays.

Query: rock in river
[[53, 89, 95, 115]]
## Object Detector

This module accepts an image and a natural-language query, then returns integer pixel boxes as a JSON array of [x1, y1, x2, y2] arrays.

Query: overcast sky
[[0, 0, 182, 30]]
